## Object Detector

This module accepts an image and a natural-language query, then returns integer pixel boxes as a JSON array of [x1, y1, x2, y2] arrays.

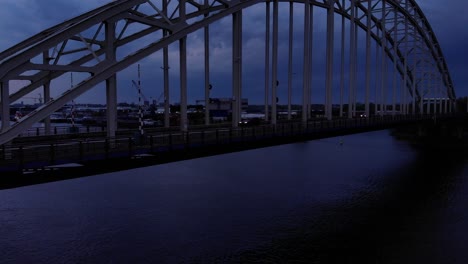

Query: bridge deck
[[0, 114, 455, 190]]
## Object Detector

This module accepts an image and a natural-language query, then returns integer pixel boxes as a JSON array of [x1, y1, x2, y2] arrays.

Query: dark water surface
[[1, 130, 468, 263]]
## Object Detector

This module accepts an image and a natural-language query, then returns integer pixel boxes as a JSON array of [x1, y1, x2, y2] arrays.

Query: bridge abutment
[[394, 115, 468, 146]]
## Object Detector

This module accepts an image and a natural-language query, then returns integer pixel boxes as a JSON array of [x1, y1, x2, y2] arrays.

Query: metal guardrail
[[16, 125, 105, 137], [11, 122, 236, 143], [0, 114, 442, 172]]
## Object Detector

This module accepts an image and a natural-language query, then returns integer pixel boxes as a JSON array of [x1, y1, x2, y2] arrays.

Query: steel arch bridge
[[0, 0, 456, 146]]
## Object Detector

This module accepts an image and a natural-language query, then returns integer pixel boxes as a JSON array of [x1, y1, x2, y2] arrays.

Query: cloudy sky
[[0, 0, 466, 105]]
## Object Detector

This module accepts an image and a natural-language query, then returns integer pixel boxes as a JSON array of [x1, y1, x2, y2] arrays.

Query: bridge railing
[[14, 125, 106, 138], [9, 114, 422, 142], [0, 114, 445, 173]]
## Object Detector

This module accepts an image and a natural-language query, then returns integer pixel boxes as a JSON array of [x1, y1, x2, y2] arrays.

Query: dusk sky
[[0, 0, 466, 105]]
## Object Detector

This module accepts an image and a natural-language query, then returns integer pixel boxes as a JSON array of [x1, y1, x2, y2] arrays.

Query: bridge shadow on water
[[207, 147, 468, 264]]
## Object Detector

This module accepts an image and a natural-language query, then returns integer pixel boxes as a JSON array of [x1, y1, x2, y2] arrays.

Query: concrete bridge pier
[[1, 80, 9, 133], [0, 80, 9, 158], [43, 81, 52, 135], [415, 116, 467, 140], [106, 75, 117, 139], [180, 36, 188, 132], [324, 0, 334, 121], [232, 10, 243, 128], [301, 0, 310, 126], [0, 81, 13, 159], [42, 51, 52, 135], [105, 20, 117, 139]]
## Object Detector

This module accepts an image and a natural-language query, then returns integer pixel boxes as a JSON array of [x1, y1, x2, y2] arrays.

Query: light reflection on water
[[0, 130, 467, 263]]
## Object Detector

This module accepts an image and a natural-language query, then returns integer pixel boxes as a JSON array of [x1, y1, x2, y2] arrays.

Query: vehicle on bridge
[[143, 119, 162, 127], [239, 117, 262, 127]]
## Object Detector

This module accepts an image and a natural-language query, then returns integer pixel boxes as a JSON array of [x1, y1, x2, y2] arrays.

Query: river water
[[1, 130, 467, 263]]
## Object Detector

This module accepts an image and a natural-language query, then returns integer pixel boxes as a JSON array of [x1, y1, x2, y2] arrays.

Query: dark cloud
[[418, 0, 468, 96], [0, 1, 109, 48]]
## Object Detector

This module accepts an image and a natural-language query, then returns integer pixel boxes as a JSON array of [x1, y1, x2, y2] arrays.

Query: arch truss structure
[[0, 0, 456, 145]]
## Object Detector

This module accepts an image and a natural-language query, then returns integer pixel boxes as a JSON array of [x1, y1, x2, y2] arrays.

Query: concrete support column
[[43, 81, 51, 135], [105, 20, 117, 138], [339, 0, 345, 118], [271, 0, 278, 125], [163, 0, 170, 128], [426, 79, 431, 114], [163, 46, 170, 128], [0, 81, 11, 158], [400, 75, 404, 114], [308, 4, 314, 120], [380, 0, 387, 116], [204, 24, 210, 125], [392, 7, 397, 116], [179, 1, 187, 132], [419, 73, 424, 115], [348, 0, 356, 118], [302, 0, 310, 124], [232, 11, 243, 127], [441, 84, 450, 114], [42, 51, 51, 135], [444, 99, 448, 114], [287, 1, 294, 120], [106, 75, 117, 138], [375, 28, 380, 115], [203, 0, 210, 125], [411, 12, 416, 114], [238, 13, 243, 125], [431, 76, 436, 114], [352, 21, 358, 116], [438, 86, 443, 114], [180, 36, 188, 132], [1, 81, 9, 132], [403, 1, 409, 115], [444, 91, 448, 113], [264, 2, 270, 122], [325, 0, 334, 120], [365, 0, 371, 118], [436, 82, 440, 114]]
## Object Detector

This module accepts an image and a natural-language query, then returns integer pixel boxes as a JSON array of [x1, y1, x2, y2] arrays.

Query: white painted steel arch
[[0, 0, 455, 145]]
